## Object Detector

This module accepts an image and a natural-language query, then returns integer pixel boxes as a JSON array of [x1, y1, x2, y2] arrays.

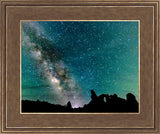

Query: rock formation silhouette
[[22, 90, 139, 112], [66, 101, 72, 111]]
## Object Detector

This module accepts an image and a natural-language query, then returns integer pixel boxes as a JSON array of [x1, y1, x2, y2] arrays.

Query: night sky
[[21, 21, 139, 108]]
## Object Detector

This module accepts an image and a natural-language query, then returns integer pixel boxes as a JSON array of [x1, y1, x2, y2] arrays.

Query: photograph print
[[21, 21, 139, 113]]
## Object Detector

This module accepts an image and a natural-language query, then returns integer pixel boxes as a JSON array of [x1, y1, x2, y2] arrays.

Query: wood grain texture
[[0, 0, 159, 133]]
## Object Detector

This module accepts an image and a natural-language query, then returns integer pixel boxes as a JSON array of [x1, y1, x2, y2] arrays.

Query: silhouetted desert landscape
[[22, 90, 138, 113]]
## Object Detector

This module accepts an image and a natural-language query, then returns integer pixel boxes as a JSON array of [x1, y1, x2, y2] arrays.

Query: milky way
[[21, 22, 87, 108], [21, 21, 139, 107]]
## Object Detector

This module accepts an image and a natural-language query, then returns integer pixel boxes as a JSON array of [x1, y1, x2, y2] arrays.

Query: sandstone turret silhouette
[[66, 101, 72, 110], [126, 93, 138, 112], [91, 90, 98, 101]]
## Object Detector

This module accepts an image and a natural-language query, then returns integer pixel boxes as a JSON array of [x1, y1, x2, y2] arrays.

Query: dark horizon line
[[21, 93, 139, 107], [22, 90, 139, 113]]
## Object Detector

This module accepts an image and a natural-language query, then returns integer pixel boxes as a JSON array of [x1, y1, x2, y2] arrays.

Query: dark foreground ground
[[22, 90, 139, 113]]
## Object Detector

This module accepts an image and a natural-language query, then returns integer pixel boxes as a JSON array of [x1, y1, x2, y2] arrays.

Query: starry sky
[[21, 21, 139, 108]]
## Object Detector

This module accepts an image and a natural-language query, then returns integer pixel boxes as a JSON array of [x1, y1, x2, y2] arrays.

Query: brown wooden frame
[[0, 0, 160, 133]]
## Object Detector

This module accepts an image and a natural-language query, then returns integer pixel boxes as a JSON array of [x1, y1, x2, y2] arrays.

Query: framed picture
[[21, 20, 139, 113], [0, 0, 159, 133]]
